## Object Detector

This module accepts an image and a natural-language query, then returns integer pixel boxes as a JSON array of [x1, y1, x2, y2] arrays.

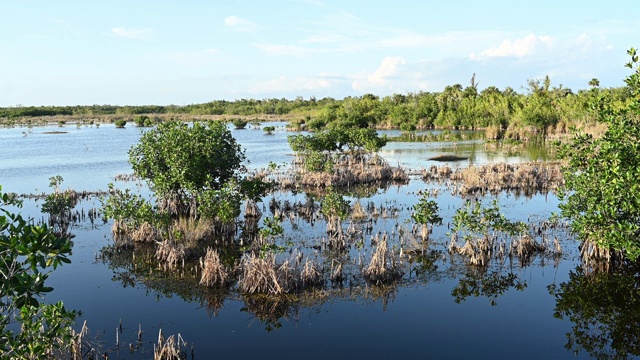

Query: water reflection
[[550, 266, 640, 359]]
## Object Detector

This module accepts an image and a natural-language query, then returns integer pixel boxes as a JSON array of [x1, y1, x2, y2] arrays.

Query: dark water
[[1, 123, 632, 359]]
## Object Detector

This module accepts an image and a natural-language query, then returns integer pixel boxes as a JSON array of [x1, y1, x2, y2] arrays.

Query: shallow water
[[0, 123, 627, 359]]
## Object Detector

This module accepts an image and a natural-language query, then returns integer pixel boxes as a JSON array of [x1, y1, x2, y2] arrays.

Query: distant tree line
[[1, 77, 636, 137]]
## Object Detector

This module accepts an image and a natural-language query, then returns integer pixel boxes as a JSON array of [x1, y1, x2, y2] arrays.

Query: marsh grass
[[153, 329, 189, 360], [363, 236, 404, 284], [239, 254, 283, 294], [422, 162, 564, 197], [199, 248, 229, 287], [288, 153, 408, 189]]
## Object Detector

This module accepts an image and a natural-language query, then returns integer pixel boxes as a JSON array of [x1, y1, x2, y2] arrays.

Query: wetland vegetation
[[2, 50, 640, 359]]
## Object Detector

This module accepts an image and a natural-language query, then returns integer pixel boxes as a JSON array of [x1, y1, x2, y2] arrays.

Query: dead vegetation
[[199, 248, 229, 287], [285, 153, 408, 189], [237, 253, 324, 295], [363, 235, 404, 284], [422, 161, 564, 196], [153, 329, 190, 360]]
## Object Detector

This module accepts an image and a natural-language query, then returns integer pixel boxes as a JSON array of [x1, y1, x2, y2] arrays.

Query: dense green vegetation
[[559, 48, 640, 262], [2, 75, 637, 138], [0, 186, 77, 358]]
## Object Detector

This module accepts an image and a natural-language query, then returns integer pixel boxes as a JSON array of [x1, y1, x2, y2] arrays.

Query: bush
[[128, 121, 246, 216], [114, 119, 127, 128], [559, 48, 640, 261], [134, 115, 153, 127], [0, 186, 77, 358], [232, 118, 248, 129]]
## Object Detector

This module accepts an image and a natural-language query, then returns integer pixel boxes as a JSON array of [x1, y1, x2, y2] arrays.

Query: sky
[[1, 0, 639, 106]]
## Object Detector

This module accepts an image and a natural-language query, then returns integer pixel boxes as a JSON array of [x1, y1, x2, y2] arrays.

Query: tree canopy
[[129, 121, 246, 208]]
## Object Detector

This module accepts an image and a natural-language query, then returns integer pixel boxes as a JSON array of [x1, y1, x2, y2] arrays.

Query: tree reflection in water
[[549, 265, 640, 359]]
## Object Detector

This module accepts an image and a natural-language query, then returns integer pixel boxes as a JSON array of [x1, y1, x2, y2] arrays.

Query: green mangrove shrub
[[0, 186, 78, 358], [559, 48, 640, 262], [114, 119, 127, 128], [263, 126, 275, 135], [232, 118, 248, 129], [412, 195, 442, 239], [134, 115, 153, 127], [40, 176, 77, 236], [128, 120, 246, 217]]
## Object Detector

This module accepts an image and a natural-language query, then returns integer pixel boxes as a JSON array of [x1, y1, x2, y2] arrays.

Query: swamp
[[2, 118, 638, 359]]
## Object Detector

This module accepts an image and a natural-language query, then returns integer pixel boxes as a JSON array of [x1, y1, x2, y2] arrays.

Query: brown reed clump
[[300, 258, 324, 288], [238, 254, 284, 294], [245, 200, 262, 218], [169, 217, 213, 245], [330, 259, 343, 284], [512, 235, 546, 262], [153, 329, 189, 360], [131, 221, 157, 243], [199, 248, 229, 287], [424, 162, 564, 197], [155, 240, 187, 270], [286, 153, 408, 188], [351, 201, 367, 220], [363, 236, 404, 284]]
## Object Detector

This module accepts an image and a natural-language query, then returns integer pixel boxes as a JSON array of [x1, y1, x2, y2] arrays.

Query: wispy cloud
[[111, 27, 153, 40], [224, 16, 263, 33], [352, 56, 429, 93], [470, 34, 554, 60]]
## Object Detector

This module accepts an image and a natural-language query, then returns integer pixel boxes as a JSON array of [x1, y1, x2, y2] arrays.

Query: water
[[0, 123, 626, 359]]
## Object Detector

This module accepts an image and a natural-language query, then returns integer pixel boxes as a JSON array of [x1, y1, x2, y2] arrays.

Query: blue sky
[[1, 0, 638, 106]]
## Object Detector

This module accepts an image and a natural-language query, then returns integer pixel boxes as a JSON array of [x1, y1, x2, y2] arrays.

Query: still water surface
[[0, 123, 622, 359]]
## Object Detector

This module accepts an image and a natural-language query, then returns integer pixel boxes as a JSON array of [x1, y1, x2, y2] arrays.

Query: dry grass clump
[[351, 201, 368, 220], [512, 235, 546, 260], [238, 254, 284, 294], [238, 253, 325, 294], [363, 236, 404, 284], [450, 235, 493, 266], [330, 259, 343, 284], [424, 162, 564, 196], [70, 321, 90, 360], [170, 217, 213, 244], [131, 221, 157, 242], [286, 153, 408, 189], [199, 248, 229, 287], [300, 258, 324, 288], [154, 329, 189, 360], [112, 220, 158, 248], [155, 240, 187, 270], [244, 200, 262, 218]]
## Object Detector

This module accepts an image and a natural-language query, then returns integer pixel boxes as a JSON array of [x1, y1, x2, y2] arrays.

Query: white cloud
[[351, 56, 428, 92], [224, 16, 262, 33], [111, 27, 153, 40], [368, 56, 405, 86], [471, 33, 553, 59]]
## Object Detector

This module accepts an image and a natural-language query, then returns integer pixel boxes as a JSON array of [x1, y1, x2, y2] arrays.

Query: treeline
[[1, 76, 635, 137]]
